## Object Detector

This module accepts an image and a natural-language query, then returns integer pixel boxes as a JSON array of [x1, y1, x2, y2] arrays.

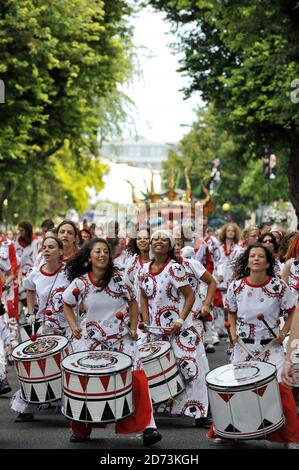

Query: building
[[100, 136, 175, 171]]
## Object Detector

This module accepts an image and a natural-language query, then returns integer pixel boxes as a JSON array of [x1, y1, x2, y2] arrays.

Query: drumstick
[[72, 287, 80, 325], [30, 321, 36, 342], [115, 312, 131, 335], [224, 321, 233, 344], [256, 313, 277, 339], [137, 323, 172, 334]]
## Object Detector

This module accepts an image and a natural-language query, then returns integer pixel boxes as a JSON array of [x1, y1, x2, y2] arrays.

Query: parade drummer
[[62, 237, 162, 445], [11, 236, 70, 423], [138, 229, 210, 426], [125, 227, 151, 310], [282, 232, 299, 300], [208, 243, 299, 445]]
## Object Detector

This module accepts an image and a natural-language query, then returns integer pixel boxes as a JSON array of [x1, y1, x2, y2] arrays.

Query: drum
[[12, 335, 70, 404], [61, 350, 133, 423], [206, 361, 284, 439], [138, 341, 185, 405]]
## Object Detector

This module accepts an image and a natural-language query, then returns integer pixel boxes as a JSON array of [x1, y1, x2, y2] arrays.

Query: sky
[[122, 6, 204, 144]]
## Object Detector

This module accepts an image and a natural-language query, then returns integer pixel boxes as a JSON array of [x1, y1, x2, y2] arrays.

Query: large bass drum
[[61, 350, 133, 423], [12, 335, 70, 403], [138, 341, 185, 405], [206, 361, 284, 439]]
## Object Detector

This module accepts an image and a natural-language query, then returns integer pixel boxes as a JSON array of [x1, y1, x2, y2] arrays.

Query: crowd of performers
[[0, 216, 299, 447]]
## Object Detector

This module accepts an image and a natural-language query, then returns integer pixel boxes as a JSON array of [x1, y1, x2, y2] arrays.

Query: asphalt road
[[0, 340, 288, 451]]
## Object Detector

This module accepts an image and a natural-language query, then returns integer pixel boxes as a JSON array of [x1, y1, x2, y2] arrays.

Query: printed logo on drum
[[77, 352, 118, 369], [23, 338, 59, 355]]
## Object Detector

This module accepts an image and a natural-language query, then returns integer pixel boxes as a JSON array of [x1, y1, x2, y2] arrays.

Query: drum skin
[[138, 341, 185, 405], [12, 335, 70, 404], [206, 361, 285, 439], [61, 350, 134, 424]]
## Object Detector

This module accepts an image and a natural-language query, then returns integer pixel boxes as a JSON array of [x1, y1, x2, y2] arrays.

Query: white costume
[[138, 258, 209, 419], [63, 271, 142, 369], [226, 276, 297, 380]]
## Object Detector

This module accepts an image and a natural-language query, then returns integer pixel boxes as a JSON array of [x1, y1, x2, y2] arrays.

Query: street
[[0, 340, 287, 451]]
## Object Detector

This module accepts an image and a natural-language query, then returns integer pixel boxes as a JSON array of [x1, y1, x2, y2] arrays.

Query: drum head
[[138, 341, 170, 362], [12, 335, 68, 360], [61, 350, 132, 375], [206, 361, 277, 388]]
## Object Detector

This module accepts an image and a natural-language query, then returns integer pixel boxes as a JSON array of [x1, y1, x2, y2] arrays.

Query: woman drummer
[[138, 229, 210, 426], [62, 237, 162, 445], [208, 243, 299, 445], [12, 236, 70, 422]]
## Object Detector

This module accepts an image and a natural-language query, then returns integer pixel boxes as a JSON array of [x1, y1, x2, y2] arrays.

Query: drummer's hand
[[170, 322, 183, 335], [71, 325, 82, 340], [276, 331, 287, 344], [201, 304, 210, 317], [26, 313, 36, 325], [281, 361, 296, 388], [130, 328, 138, 341]]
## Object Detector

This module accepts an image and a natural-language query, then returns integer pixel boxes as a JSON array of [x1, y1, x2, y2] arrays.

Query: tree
[[0, 0, 135, 220], [148, 0, 299, 226], [162, 104, 289, 225]]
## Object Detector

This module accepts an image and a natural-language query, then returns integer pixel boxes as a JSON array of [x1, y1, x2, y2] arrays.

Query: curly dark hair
[[126, 227, 150, 256], [232, 243, 276, 280], [64, 238, 116, 286]]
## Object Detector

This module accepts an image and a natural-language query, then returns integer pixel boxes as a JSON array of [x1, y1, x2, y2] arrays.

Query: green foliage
[[163, 105, 289, 225], [0, 0, 136, 223], [148, 0, 299, 224]]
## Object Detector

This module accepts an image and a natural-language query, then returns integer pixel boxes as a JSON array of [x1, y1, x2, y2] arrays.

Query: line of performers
[[0, 219, 299, 447]]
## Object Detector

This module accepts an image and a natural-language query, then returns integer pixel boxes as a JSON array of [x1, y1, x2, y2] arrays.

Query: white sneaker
[[285, 442, 299, 449], [205, 344, 215, 353], [212, 335, 219, 345]]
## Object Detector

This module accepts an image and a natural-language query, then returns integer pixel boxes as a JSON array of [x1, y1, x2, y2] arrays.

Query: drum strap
[[41, 271, 60, 328]]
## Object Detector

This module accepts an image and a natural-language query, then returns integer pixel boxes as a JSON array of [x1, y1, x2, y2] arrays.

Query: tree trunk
[[0, 179, 13, 221], [286, 130, 299, 229]]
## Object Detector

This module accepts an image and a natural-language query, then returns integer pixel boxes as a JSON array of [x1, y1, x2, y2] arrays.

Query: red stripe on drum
[[120, 371, 127, 386], [79, 375, 89, 392], [100, 375, 110, 391], [22, 361, 31, 377], [37, 358, 46, 375], [217, 393, 235, 402], [252, 385, 268, 397], [53, 353, 62, 369], [64, 382, 132, 398], [65, 371, 71, 387], [146, 362, 177, 381]]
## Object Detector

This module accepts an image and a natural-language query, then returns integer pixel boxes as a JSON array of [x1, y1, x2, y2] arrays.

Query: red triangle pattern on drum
[[23, 361, 31, 377], [37, 358, 46, 375], [166, 352, 171, 362], [120, 371, 127, 386], [79, 375, 89, 392], [53, 353, 61, 369], [218, 393, 234, 402], [65, 371, 71, 387], [14, 361, 19, 373], [100, 375, 110, 391], [252, 385, 267, 397]]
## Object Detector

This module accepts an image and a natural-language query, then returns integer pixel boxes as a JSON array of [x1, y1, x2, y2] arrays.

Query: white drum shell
[[12, 335, 70, 404], [61, 351, 134, 424], [206, 362, 284, 439], [139, 341, 185, 405]]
